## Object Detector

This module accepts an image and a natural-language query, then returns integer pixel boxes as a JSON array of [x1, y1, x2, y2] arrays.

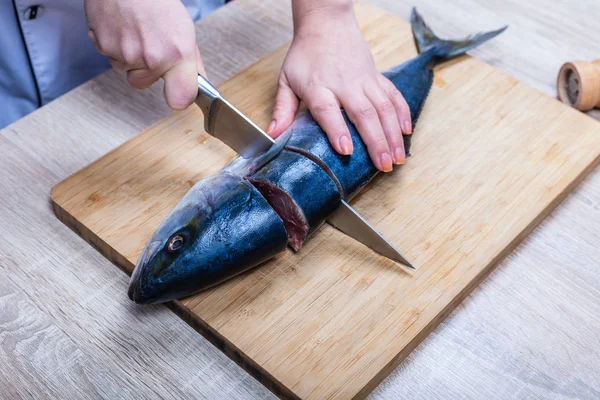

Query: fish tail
[[410, 8, 507, 61]]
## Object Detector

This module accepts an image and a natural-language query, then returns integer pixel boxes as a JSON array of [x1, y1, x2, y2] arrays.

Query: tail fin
[[411, 8, 507, 60]]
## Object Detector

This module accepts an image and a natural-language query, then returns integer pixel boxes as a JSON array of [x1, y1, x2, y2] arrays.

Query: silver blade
[[327, 200, 415, 268], [208, 98, 275, 158], [195, 75, 274, 158]]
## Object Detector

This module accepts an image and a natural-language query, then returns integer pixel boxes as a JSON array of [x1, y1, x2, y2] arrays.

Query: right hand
[[84, 0, 204, 110]]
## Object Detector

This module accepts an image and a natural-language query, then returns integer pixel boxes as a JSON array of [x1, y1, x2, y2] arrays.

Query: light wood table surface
[[1, 1, 599, 398]]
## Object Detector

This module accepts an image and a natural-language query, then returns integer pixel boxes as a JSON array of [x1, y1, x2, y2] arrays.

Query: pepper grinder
[[557, 60, 600, 111]]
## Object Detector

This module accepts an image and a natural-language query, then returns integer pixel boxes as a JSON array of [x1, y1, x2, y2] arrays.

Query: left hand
[[267, 2, 412, 171]]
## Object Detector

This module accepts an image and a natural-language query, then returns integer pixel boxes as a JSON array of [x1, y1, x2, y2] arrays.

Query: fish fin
[[411, 8, 507, 60]]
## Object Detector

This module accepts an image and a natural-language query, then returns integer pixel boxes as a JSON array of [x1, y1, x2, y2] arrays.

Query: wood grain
[[50, 4, 600, 399], [2, 0, 600, 399]]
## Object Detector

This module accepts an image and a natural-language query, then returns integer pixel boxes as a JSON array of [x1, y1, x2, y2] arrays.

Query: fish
[[128, 8, 507, 304]]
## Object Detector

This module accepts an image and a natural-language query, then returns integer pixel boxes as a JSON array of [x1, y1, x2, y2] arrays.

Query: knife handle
[[195, 75, 221, 127]]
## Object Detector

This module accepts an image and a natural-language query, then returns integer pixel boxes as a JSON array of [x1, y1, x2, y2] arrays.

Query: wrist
[[292, 0, 355, 36]]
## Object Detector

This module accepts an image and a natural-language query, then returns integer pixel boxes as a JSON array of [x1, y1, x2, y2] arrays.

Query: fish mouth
[[128, 240, 161, 304]]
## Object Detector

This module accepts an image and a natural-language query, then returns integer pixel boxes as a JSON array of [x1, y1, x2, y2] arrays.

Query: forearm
[[291, 0, 355, 35]]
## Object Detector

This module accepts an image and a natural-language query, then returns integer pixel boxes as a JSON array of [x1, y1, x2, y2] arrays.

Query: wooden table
[[1, 1, 598, 398]]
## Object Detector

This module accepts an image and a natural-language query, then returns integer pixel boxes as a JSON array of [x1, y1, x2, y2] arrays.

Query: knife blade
[[328, 200, 414, 268], [194, 75, 414, 268], [195, 74, 274, 158]]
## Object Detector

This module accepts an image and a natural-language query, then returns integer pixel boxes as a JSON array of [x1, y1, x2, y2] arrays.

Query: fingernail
[[402, 120, 412, 135], [339, 135, 353, 155], [393, 147, 405, 165], [380, 152, 393, 172], [267, 120, 276, 134]]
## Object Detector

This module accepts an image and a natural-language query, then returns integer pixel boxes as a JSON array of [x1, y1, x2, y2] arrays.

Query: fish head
[[128, 178, 209, 304], [128, 173, 288, 304]]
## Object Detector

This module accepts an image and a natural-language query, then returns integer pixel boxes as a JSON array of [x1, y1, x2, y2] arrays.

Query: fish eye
[[167, 234, 184, 253]]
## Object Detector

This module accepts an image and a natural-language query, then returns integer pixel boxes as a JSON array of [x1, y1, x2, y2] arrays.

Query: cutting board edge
[[355, 149, 600, 399], [50, 196, 302, 400]]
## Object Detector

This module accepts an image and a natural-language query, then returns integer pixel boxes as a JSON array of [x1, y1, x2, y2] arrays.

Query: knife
[[195, 74, 274, 158], [328, 200, 413, 268], [195, 74, 415, 269]]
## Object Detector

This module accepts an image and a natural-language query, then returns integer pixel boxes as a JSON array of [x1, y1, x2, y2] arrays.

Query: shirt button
[[23, 5, 43, 20]]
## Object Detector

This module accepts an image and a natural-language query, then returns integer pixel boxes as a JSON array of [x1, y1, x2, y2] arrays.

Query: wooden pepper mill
[[557, 59, 600, 111]]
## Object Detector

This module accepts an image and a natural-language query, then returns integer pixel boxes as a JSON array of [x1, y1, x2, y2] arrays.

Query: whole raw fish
[[128, 9, 506, 304]]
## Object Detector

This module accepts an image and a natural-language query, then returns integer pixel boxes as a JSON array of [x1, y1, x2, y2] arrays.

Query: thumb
[[268, 75, 299, 138], [162, 57, 198, 110]]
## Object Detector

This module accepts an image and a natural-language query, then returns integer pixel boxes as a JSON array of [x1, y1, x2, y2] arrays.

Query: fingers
[[304, 88, 353, 155], [160, 45, 206, 110], [114, 47, 199, 109], [268, 74, 300, 138], [114, 50, 198, 107], [88, 29, 119, 59], [379, 75, 412, 135], [162, 56, 199, 110], [127, 68, 161, 90], [109, 58, 128, 72], [364, 83, 405, 165], [342, 93, 392, 172], [110, 52, 161, 89]]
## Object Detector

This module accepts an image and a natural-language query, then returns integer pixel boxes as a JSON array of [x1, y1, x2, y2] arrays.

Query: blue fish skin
[[383, 49, 437, 156], [284, 113, 376, 200], [128, 173, 288, 304], [248, 150, 342, 250], [384, 49, 437, 126], [128, 8, 506, 304]]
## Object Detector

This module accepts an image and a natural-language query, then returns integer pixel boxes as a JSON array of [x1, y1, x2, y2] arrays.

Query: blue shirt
[[1, 0, 225, 129]]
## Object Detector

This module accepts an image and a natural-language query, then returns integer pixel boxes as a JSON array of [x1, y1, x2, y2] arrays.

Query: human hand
[[84, 0, 204, 110], [268, 1, 412, 171]]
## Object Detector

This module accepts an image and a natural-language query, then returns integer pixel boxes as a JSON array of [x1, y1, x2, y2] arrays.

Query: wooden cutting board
[[50, 3, 600, 399]]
